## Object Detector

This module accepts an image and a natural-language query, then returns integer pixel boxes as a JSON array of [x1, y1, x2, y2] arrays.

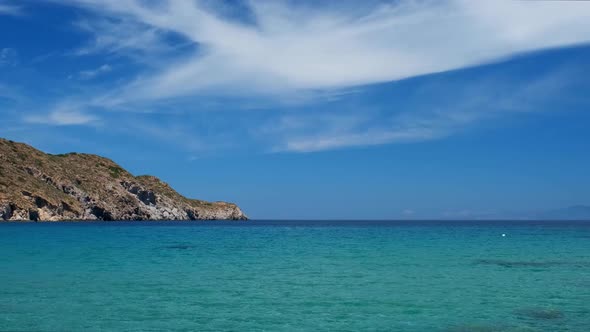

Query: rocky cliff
[[0, 138, 247, 221]]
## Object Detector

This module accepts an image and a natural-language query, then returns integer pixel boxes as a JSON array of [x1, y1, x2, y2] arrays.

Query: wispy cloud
[[269, 64, 588, 152], [0, 48, 18, 66], [0, 1, 22, 16], [19, 0, 590, 153], [58, 0, 590, 102], [72, 18, 189, 65], [75, 64, 112, 80], [24, 103, 98, 126], [260, 110, 444, 153], [280, 127, 442, 153]]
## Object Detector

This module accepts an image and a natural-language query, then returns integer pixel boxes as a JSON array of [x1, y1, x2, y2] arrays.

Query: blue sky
[[1, 0, 590, 219]]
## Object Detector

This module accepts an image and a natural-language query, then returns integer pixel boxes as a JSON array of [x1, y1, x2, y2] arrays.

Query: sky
[[1, 0, 590, 219]]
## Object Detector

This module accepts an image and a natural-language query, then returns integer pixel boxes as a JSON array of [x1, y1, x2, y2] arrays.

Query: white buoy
[[502, 233, 506, 237]]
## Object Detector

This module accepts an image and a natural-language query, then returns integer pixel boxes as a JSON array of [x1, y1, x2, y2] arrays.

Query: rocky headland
[[0, 138, 247, 221]]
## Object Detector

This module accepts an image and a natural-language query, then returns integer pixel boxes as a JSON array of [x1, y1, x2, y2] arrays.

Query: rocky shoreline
[[0, 138, 247, 221]]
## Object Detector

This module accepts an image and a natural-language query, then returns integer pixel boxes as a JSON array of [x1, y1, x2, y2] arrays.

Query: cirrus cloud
[[0, 1, 21, 16], [19, 0, 590, 153], [56, 0, 590, 102]]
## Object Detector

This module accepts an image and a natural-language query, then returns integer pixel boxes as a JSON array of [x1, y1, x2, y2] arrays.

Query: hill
[[0, 138, 247, 221]]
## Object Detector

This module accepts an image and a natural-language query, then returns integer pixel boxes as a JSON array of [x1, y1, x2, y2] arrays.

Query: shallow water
[[1, 220, 589, 331]]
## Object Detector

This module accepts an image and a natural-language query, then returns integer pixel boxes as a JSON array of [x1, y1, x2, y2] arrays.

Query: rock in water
[[0, 138, 247, 221]]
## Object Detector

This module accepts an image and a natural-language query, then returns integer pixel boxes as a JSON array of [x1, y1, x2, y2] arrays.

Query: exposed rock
[[0, 138, 247, 221]]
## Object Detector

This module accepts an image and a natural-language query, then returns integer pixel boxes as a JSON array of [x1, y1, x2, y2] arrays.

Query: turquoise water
[[1, 221, 589, 331]]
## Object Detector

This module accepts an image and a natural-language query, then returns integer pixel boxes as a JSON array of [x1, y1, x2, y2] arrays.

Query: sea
[[1, 220, 588, 331]]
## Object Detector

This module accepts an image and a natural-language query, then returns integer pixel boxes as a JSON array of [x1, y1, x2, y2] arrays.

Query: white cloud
[[0, 48, 18, 66], [73, 18, 185, 63], [58, 0, 590, 102], [264, 111, 445, 153], [0, 1, 21, 16], [270, 65, 584, 152], [22, 0, 590, 153], [77, 64, 112, 80], [281, 128, 441, 153], [24, 103, 98, 126]]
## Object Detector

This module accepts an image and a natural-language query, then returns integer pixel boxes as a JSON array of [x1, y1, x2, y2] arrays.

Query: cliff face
[[0, 138, 247, 221]]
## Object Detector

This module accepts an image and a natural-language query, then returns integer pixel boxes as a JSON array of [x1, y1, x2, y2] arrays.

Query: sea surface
[[1, 220, 589, 331]]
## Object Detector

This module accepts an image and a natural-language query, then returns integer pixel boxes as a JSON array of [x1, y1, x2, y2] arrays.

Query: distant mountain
[[0, 138, 247, 221], [535, 205, 590, 220]]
